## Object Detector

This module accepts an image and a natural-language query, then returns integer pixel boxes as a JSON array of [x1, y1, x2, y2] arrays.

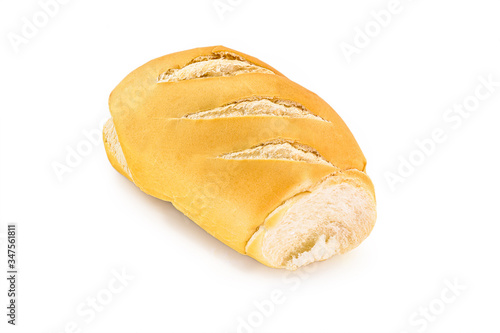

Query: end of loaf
[[246, 171, 376, 270]]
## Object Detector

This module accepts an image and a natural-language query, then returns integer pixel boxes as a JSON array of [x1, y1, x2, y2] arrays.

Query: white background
[[1, 0, 499, 332]]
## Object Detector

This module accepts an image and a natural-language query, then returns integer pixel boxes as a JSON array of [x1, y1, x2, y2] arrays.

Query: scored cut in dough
[[158, 52, 275, 83], [183, 98, 328, 121], [219, 139, 334, 167]]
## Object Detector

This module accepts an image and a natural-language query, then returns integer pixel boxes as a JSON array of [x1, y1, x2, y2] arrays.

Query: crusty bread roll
[[103, 46, 376, 270]]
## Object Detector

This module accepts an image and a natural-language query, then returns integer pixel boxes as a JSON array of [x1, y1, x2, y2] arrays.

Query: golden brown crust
[[104, 46, 375, 267]]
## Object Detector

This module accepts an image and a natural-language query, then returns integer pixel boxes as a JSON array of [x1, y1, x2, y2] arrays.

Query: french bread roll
[[103, 46, 376, 270]]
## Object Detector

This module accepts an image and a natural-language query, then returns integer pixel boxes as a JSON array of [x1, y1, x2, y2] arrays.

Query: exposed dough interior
[[183, 98, 328, 121], [158, 52, 275, 83], [254, 175, 376, 270], [103, 118, 132, 180], [219, 140, 334, 167]]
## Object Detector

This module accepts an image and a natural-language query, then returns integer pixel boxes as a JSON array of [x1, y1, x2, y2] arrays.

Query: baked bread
[[103, 46, 376, 270]]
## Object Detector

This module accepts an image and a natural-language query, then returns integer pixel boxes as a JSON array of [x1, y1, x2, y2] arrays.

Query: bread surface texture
[[104, 46, 376, 269]]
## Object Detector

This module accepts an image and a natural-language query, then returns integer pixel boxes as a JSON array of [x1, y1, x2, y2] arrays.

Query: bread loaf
[[103, 46, 376, 270]]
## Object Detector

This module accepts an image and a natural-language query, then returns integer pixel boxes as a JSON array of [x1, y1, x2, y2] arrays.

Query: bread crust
[[104, 46, 376, 269]]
